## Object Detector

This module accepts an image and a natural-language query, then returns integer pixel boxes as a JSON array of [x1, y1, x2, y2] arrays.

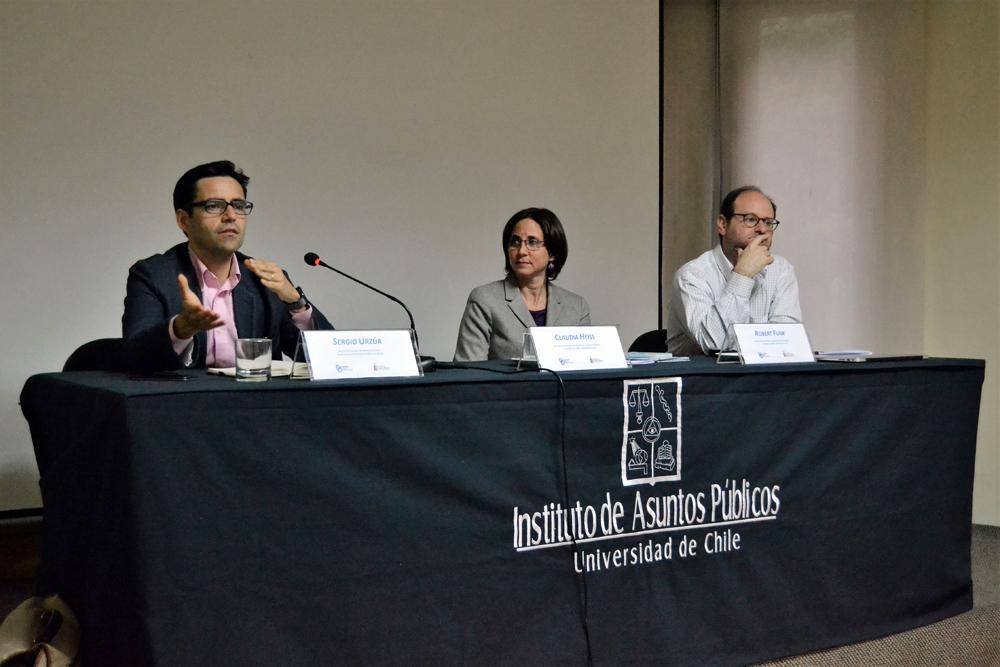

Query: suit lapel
[[546, 284, 563, 326], [503, 276, 535, 328], [176, 245, 202, 303], [233, 277, 259, 339], [176, 246, 208, 367]]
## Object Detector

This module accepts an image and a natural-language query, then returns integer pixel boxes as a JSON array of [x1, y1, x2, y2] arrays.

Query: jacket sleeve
[[454, 290, 491, 362], [275, 271, 334, 360], [122, 262, 188, 373]]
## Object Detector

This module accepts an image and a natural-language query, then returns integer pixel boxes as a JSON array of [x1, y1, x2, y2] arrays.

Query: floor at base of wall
[[0, 517, 40, 620], [761, 524, 1000, 666]]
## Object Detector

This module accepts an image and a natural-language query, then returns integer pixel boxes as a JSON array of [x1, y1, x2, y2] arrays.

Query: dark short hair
[[719, 185, 776, 219], [502, 207, 569, 280], [173, 160, 250, 213]]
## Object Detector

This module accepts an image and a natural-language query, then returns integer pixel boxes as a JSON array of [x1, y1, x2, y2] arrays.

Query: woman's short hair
[[501, 207, 569, 280]]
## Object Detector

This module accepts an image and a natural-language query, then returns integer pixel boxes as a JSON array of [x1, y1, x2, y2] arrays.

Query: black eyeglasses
[[507, 236, 545, 250], [731, 213, 779, 230], [191, 199, 254, 216]]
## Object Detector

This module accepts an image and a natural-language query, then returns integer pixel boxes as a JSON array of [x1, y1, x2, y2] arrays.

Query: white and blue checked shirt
[[666, 245, 801, 355]]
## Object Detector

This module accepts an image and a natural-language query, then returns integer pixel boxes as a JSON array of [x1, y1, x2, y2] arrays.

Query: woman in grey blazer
[[454, 207, 591, 361]]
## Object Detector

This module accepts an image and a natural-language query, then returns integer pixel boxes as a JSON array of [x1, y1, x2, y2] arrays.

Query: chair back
[[628, 329, 669, 353], [63, 338, 126, 372]]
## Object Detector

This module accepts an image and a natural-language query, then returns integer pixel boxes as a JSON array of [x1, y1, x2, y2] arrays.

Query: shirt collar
[[188, 245, 241, 290]]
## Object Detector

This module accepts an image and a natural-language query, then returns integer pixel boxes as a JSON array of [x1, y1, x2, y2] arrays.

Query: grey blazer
[[454, 276, 592, 361]]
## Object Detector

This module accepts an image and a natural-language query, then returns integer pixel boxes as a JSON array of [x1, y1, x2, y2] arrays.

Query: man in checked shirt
[[666, 185, 802, 356]]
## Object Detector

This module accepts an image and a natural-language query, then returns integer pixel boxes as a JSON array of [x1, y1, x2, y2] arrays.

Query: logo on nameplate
[[621, 378, 682, 486]]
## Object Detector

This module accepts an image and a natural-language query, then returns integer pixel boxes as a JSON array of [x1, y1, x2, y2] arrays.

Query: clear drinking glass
[[235, 338, 271, 382]]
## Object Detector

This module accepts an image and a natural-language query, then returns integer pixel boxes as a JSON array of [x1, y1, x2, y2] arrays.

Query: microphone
[[304, 252, 434, 368]]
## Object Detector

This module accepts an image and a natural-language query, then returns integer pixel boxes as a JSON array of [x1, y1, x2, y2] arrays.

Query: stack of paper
[[815, 350, 873, 362], [626, 352, 688, 364]]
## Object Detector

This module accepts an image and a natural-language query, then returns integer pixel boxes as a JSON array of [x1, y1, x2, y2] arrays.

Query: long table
[[21, 358, 983, 666]]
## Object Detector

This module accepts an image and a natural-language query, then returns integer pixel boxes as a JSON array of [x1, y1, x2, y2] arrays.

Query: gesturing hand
[[171, 274, 225, 340], [245, 258, 300, 304], [734, 235, 774, 279]]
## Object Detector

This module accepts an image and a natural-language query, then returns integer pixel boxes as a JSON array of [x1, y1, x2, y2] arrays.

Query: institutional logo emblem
[[621, 377, 682, 486]]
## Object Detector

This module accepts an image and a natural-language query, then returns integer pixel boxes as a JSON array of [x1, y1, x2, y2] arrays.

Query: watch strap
[[285, 286, 309, 312]]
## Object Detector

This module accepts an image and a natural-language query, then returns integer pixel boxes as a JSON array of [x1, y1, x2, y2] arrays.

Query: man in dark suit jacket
[[122, 160, 332, 373]]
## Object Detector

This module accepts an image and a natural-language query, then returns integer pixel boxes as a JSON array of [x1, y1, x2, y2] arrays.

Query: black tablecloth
[[21, 358, 984, 666]]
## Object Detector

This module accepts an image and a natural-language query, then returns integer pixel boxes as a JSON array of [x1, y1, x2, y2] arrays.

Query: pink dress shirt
[[169, 247, 314, 367]]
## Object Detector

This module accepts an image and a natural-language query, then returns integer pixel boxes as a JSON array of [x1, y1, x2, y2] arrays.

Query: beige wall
[[924, 0, 1000, 525], [0, 0, 660, 511], [664, 0, 999, 524], [663, 1, 720, 288], [719, 1, 928, 354]]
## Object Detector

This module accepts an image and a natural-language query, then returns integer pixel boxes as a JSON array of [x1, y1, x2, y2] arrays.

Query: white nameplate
[[301, 329, 420, 380], [732, 323, 815, 364], [530, 325, 628, 371]]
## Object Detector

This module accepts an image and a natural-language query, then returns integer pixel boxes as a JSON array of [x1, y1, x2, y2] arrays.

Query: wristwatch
[[285, 286, 310, 313]]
